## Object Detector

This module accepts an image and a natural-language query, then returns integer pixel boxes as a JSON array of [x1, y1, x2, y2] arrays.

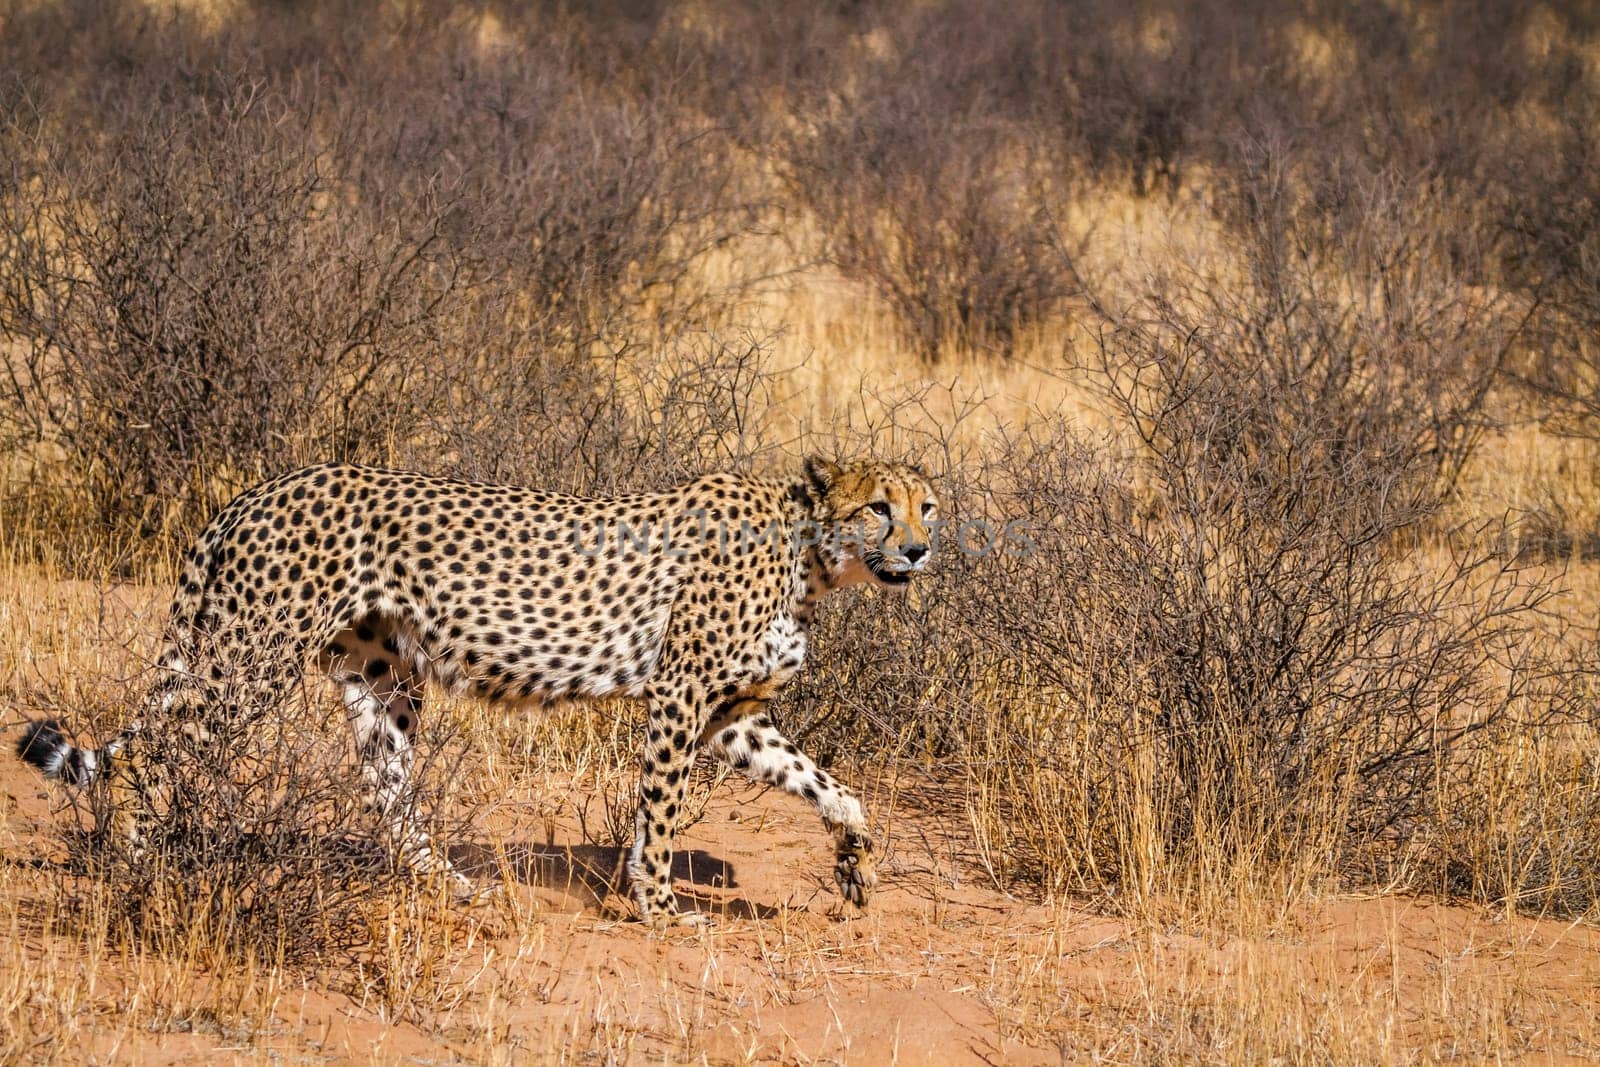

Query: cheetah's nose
[[903, 544, 928, 566]]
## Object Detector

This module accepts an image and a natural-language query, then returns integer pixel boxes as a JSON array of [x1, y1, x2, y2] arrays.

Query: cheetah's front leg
[[702, 699, 877, 907]]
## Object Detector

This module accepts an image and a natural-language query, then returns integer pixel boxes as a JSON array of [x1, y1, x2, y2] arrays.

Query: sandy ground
[[1, 578, 1597, 1063], [6, 738, 1600, 1064]]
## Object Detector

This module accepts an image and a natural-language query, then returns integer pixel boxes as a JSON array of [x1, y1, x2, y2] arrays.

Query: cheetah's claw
[[834, 829, 877, 907], [452, 877, 501, 907], [646, 907, 714, 932]]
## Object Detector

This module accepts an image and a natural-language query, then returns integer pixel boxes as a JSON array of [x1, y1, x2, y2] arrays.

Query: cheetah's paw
[[834, 829, 877, 908], [647, 908, 714, 933], [452, 877, 501, 907]]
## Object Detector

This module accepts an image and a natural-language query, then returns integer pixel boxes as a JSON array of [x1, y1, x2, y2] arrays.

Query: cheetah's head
[[804, 457, 938, 590]]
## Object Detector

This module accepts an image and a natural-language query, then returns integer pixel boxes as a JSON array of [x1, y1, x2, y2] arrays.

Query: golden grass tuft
[[3, 0, 1600, 1058]]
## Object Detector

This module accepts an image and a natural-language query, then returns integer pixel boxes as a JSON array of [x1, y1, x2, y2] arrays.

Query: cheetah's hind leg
[[323, 621, 490, 903]]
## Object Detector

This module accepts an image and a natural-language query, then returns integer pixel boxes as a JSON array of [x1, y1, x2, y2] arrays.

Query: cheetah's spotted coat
[[17, 457, 938, 924]]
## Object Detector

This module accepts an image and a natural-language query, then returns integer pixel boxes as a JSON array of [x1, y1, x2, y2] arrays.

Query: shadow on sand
[[1, 826, 780, 921], [449, 840, 779, 920]]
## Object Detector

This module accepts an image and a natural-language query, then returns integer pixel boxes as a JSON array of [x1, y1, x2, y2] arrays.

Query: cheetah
[[17, 457, 938, 925]]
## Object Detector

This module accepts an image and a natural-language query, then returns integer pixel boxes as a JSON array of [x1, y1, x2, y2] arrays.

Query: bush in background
[[2, 0, 1599, 934]]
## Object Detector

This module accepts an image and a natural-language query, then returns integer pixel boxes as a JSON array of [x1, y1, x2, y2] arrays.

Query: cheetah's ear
[[804, 456, 843, 497]]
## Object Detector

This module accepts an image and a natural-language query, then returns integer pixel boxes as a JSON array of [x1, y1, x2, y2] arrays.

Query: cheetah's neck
[[785, 479, 833, 626]]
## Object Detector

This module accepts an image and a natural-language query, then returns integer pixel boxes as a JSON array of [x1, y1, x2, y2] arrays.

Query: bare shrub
[[0, 5, 763, 567], [0, 74, 464, 552], [784, 155, 1561, 912], [336, 18, 759, 344], [406, 327, 786, 494], [1202, 139, 1531, 493], [783, 105, 1080, 362], [777, 8, 1084, 363], [1054, 0, 1260, 198], [794, 411, 1549, 913], [1434, 708, 1600, 919], [40, 646, 482, 975], [1496, 113, 1600, 439], [965, 159, 1553, 903]]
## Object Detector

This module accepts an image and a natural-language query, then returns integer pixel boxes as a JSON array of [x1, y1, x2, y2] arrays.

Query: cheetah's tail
[[15, 719, 134, 786]]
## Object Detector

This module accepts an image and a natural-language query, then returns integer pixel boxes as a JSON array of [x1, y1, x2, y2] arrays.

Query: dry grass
[[7, 702, 1600, 1064], [5, 236, 1600, 1060], [4, 0, 1600, 1060]]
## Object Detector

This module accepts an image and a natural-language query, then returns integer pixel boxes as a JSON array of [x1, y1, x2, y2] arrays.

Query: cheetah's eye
[[921, 501, 936, 517], [867, 501, 892, 519]]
